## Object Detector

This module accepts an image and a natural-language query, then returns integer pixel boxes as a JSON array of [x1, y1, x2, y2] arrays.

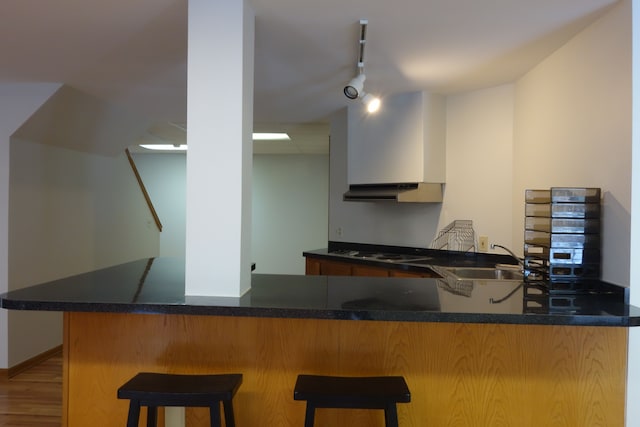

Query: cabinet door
[[305, 256, 440, 278], [390, 269, 440, 278], [352, 265, 390, 277], [305, 258, 321, 275], [320, 260, 353, 276]]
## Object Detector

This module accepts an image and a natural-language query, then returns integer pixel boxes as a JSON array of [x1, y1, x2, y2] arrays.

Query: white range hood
[[345, 91, 445, 202], [343, 182, 443, 202]]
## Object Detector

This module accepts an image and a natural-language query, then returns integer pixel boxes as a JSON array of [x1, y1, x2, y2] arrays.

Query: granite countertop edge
[[1, 253, 637, 328], [2, 298, 635, 327]]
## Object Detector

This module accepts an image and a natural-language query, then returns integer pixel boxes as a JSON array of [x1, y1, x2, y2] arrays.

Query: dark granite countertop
[[1, 257, 639, 327]]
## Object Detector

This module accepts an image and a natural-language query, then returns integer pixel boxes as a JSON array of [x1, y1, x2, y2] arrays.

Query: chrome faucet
[[490, 243, 525, 270]]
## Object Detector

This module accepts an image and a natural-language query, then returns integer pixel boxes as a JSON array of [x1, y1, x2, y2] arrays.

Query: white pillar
[[185, 0, 254, 297], [0, 83, 60, 369]]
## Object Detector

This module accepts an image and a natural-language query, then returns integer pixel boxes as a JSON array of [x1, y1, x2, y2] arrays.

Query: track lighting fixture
[[344, 73, 365, 100], [343, 19, 381, 113]]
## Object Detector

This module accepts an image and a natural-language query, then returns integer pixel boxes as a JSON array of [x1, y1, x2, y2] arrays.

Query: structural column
[[186, 0, 254, 297]]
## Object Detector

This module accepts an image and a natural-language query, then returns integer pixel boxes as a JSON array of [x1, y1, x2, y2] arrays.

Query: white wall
[[130, 153, 187, 257], [252, 154, 329, 274], [0, 83, 60, 370], [131, 152, 329, 274], [513, 0, 631, 286], [0, 83, 60, 369], [7, 141, 160, 366], [626, 1, 639, 425], [443, 84, 515, 248]]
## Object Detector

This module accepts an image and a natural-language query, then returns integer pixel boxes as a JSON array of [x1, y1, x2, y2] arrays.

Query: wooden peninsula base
[[62, 312, 627, 426]]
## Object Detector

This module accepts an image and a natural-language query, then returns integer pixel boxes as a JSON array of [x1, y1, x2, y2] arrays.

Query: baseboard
[[2, 345, 63, 379]]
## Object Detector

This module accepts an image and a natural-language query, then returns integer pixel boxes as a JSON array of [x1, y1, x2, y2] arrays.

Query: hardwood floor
[[0, 353, 62, 426]]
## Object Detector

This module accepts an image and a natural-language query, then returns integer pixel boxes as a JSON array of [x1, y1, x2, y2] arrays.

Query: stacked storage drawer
[[523, 189, 552, 282], [523, 187, 601, 294]]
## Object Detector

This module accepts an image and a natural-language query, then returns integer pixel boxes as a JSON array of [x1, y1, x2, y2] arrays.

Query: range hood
[[343, 182, 443, 203], [345, 91, 445, 203]]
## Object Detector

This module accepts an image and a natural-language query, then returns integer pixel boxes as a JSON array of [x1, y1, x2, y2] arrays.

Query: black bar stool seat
[[117, 372, 242, 427], [294, 374, 411, 427]]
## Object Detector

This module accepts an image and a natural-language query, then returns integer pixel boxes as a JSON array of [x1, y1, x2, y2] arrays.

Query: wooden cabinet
[[305, 258, 321, 275], [64, 312, 627, 427], [305, 258, 353, 276], [351, 265, 390, 277], [305, 257, 439, 278], [319, 259, 353, 276], [390, 269, 437, 278]]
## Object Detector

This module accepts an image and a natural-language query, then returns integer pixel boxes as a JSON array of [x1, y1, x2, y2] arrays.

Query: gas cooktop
[[328, 249, 433, 264]]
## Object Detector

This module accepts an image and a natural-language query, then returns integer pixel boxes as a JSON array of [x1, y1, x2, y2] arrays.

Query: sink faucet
[[490, 243, 525, 269]]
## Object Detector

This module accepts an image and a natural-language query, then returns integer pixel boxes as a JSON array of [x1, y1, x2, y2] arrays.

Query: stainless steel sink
[[436, 267, 523, 282]]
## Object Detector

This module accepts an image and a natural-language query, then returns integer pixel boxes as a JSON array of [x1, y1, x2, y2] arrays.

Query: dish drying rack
[[436, 277, 474, 297], [430, 220, 476, 252]]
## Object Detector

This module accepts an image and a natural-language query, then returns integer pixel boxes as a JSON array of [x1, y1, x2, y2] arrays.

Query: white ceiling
[[0, 0, 618, 152]]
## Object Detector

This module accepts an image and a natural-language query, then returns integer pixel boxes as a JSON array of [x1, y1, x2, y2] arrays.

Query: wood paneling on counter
[[63, 312, 627, 426]]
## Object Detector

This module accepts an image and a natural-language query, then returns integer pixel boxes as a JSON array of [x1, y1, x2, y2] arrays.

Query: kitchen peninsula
[[2, 256, 638, 426]]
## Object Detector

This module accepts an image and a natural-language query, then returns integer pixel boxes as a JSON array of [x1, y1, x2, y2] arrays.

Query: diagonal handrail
[[125, 148, 162, 232]]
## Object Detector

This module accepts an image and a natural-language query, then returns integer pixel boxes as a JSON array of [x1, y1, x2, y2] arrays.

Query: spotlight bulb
[[361, 93, 381, 113]]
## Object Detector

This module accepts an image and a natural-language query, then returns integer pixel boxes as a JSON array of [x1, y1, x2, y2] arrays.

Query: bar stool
[[117, 372, 242, 427], [293, 374, 411, 427]]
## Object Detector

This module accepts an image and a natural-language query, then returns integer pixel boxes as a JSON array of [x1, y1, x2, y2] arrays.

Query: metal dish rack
[[436, 277, 474, 298], [430, 220, 476, 252]]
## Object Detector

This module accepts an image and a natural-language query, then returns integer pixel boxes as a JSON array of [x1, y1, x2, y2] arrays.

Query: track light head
[[343, 74, 366, 100]]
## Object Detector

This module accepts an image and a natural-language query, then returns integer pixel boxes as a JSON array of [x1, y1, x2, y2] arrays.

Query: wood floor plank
[[0, 353, 62, 426], [0, 414, 61, 426]]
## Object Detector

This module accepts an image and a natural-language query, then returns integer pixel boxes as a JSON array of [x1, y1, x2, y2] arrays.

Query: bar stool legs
[[221, 399, 237, 427], [294, 374, 411, 427], [125, 400, 141, 427], [118, 372, 242, 427], [384, 403, 399, 427], [304, 403, 315, 427]]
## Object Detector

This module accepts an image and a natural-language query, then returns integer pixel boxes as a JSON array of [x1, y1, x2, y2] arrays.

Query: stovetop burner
[[376, 254, 405, 261], [328, 249, 433, 264], [329, 249, 353, 255], [351, 251, 382, 259]]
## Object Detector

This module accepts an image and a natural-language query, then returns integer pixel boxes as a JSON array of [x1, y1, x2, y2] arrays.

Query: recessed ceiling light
[[139, 133, 291, 151], [140, 144, 188, 151], [252, 133, 291, 141]]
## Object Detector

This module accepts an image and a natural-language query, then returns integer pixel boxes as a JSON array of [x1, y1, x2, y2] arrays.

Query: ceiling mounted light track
[[343, 19, 381, 113]]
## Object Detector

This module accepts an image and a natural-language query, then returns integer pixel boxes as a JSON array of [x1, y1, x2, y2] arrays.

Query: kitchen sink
[[435, 267, 524, 282]]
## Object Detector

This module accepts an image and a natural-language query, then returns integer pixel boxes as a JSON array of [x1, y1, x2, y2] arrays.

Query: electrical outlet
[[478, 236, 489, 252], [336, 227, 343, 237]]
